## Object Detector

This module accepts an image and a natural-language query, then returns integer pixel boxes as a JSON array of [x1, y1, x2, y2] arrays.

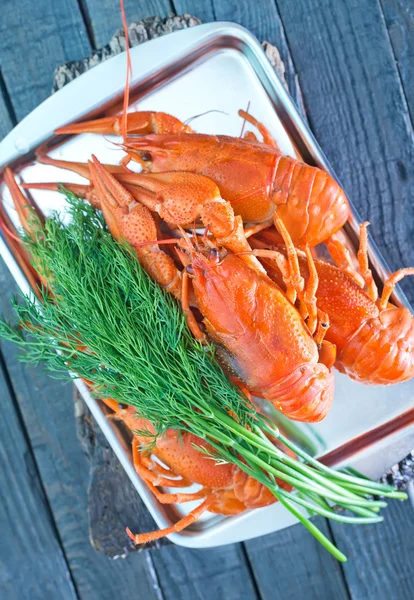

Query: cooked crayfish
[[24, 152, 267, 282], [181, 233, 335, 422], [84, 161, 336, 421], [253, 226, 414, 384], [101, 398, 289, 544], [11, 164, 335, 421], [53, 109, 349, 248]]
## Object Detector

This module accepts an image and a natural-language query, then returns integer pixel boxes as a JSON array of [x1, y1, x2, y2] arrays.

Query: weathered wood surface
[[151, 544, 261, 600], [74, 393, 166, 555], [81, 0, 174, 49], [245, 517, 350, 600], [0, 75, 15, 138], [330, 499, 414, 600], [381, 0, 414, 124], [1, 1, 414, 600], [0, 352, 76, 600], [0, 0, 90, 120]]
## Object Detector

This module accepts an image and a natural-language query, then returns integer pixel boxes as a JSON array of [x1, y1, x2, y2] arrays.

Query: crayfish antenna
[[37, 154, 125, 179], [21, 182, 101, 209]]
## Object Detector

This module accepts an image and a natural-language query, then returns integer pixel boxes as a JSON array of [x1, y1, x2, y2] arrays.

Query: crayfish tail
[[266, 362, 335, 423]]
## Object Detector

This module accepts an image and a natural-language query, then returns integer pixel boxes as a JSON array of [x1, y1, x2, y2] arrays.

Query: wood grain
[[0, 0, 90, 121], [74, 394, 168, 555], [381, 0, 414, 125], [275, 0, 414, 304], [329, 499, 414, 600], [0, 262, 160, 600], [151, 544, 260, 600], [0, 73, 15, 139], [0, 354, 77, 599], [82, 0, 174, 49], [245, 518, 350, 600], [171, 0, 215, 22]]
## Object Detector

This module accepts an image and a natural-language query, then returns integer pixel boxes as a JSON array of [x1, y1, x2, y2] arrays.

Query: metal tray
[[0, 22, 413, 548]]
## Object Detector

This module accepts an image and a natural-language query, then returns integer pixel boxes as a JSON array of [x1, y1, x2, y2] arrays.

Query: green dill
[[0, 193, 406, 561]]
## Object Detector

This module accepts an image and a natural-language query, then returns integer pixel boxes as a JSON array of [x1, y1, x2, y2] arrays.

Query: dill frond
[[0, 193, 406, 561]]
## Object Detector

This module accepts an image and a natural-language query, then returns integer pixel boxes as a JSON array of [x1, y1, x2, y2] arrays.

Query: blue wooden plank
[[0, 75, 15, 139], [151, 544, 260, 600], [275, 0, 414, 304], [381, 0, 414, 124], [0, 0, 90, 120], [245, 518, 350, 600], [82, 0, 174, 49], [0, 352, 78, 600], [0, 260, 161, 600], [172, 0, 215, 22], [329, 499, 414, 600]]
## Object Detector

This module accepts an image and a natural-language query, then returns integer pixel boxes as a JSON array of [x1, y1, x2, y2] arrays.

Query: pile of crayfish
[[1, 105, 413, 543]]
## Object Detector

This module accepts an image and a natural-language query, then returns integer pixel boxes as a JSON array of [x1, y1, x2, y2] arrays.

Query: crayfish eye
[[208, 247, 227, 264], [209, 247, 220, 263], [186, 265, 195, 275]]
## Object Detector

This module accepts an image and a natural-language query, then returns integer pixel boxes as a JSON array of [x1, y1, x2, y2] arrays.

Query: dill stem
[[277, 490, 383, 524], [277, 494, 347, 563], [263, 424, 407, 499], [194, 416, 385, 514]]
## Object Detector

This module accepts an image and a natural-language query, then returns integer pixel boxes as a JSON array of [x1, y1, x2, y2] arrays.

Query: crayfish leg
[[378, 268, 414, 311], [3, 168, 44, 234], [251, 248, 297, 303], [357, 222, 378, 302], [244, 220, 273, 239], [303, 246, 318, 334], [126, 497, 212, 544], [133, 441, 205, 501], [181, 271, 206, 342], [325, 232, 365, 288], [273, 212, 305, 295], [139, 455, 191, 485], [238, 109, 279, 149], [21, 182, 101, 209]]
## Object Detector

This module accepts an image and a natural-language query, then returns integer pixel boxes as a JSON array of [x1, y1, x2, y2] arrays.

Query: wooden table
[[1, 2, 414, 599]]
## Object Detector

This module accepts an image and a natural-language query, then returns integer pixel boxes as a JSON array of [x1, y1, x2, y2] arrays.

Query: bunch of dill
[[0, 194, 406, 562]]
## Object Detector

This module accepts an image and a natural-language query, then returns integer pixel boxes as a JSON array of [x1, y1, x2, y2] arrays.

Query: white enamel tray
[[0, 22, 413, 548]]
